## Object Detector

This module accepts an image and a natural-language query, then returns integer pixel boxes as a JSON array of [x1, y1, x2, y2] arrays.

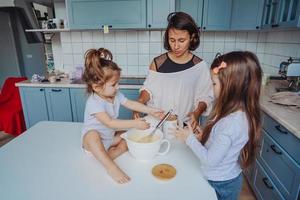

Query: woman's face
[[168, 28, 191, 57], [211, 73, 221, 99]]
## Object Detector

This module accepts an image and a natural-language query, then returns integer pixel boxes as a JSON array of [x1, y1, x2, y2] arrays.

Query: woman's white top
[[81, 92, 127, 150], [141, 61, 214, 123], [186, 111, 249, 181]]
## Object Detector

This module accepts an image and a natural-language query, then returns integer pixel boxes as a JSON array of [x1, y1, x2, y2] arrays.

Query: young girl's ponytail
[[83, 48, 120, 93]]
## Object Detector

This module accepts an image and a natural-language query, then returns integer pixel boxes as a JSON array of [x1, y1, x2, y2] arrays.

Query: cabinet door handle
[[101, 25, 112, 28], [51, 89, 62, 92], [270, 144, 282, 155], [271, 24, 279, 27], [275, 125, 288, 134], [39, 88, 44, 92], [262, 177, 274, 189]]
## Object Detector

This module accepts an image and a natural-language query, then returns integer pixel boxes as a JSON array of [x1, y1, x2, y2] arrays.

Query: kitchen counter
[[16, 77, 145, 89], [0, 121, 217, 200], [260, 80, 300, 139]]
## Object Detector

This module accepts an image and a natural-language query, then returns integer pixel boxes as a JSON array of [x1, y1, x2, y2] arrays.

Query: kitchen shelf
[[25, 28, 70, 33]]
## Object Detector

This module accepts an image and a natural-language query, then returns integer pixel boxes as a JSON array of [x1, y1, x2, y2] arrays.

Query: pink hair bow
[[213, 61, 227, 74]]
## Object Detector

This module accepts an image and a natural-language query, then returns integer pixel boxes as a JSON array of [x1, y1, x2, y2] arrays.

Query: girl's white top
[[186, 111, 249, 181], [141, 61, 214, 123]]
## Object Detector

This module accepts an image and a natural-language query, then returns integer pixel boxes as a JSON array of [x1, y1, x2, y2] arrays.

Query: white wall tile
[[82, 32, 93, 42], [214, 42, 224, 53], [138, 31, 150, 42], [150, 31, 161, 42], [92, 31, 104, 42], [115, 43, 127, 54], [203, 41, 214, 52], [104, 31, 115, 42], [62, 43, 72, 54], [127, 67, 139, 76], [127, 43, 138, 54], [83, 43, 94, 53], [73, 54, 84, 66], [139, 43, 149, 54], [247, 32, 258, 42], [72, 43, 83, 54], [235, 42, 246, 50], [246, 43, 257, 52], [138, 66, 148, 76], [203, 32, 215, 42], [138, 55, 150, 65], [104, 43, 115, 54], [127, 54, 139, 65], [224, 42, 236, 53], [115, 54, 127, 66], [71, 32, 82, 42], [149, 42, 162, 54], [60, 32, 71, 42], [115, 31, 127, 42], [63, 54, 74, 65], [225, 32, 236, 42], [126, 31, 138, 42], [94, 42, 104, 49], [214, 32, 225, 42], [258, 32, 267, 43], [236, 32, 247, 42]]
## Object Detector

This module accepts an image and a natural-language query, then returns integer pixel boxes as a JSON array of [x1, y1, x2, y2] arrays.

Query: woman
[[133, 12, 214, 129]]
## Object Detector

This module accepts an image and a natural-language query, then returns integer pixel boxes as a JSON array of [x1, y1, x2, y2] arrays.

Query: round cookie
[[152, 164, 176, 180]]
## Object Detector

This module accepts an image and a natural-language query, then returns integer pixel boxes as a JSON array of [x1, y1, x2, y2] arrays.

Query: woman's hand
[[133, 118, 150, 130]]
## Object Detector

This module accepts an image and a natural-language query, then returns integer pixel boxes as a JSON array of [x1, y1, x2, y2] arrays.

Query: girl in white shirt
[[173, 51, 262, 200], [82, 48, 162, 184]]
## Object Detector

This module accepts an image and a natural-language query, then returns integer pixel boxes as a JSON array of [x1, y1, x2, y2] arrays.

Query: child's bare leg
[[108, 131, 128, 160], [83, 130, 130, 184]]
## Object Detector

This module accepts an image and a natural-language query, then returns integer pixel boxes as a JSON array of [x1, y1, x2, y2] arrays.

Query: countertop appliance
[[277, 57, 300, 92]]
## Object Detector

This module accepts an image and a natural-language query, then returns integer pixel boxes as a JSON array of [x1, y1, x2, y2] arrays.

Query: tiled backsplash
[[52, 29, 300, 77]]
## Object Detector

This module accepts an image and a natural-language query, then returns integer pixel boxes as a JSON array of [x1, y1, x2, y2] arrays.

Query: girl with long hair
[[172, 51, 262, 200]]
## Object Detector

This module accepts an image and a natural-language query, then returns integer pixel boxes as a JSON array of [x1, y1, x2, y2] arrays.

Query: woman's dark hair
[[164, 12, 200, 51]]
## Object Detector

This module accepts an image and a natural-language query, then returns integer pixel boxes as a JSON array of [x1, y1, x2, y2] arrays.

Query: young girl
[[172, 51, 262, 200], [82, 48, 162, 184]]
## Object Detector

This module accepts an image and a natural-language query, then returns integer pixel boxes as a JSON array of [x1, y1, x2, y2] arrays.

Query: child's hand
[[149, 109, 164, 119], [171, 122, 193, 142], [134, 118, 150, 130]]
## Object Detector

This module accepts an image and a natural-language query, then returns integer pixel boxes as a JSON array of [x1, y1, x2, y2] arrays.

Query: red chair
[[0, 77, 27, 136]]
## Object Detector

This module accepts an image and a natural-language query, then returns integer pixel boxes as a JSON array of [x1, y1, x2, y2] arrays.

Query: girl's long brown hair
[[201, 51, 262, 168], [82, 48, 121, 93]]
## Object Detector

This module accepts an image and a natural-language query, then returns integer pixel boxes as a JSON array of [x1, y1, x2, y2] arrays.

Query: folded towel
[[269, 92, 300, 108]]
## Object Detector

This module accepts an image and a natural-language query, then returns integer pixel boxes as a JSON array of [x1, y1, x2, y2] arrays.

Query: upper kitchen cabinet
[[202, 0, 233, 30], [262, 0, 300, 28], [176, 0, 232, 30], [175, 0, 203, 27], [230, 0, 264, 30], [147, 0, 175, 28], [67, 0, 146, 29]]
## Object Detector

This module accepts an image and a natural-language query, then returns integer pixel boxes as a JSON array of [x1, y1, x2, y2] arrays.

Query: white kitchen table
[[0, 121, 217, 200]]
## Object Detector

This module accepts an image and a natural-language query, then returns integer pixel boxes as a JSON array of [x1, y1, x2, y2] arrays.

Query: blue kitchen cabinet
[[45, 88, 73, 122], [19, 87, 49, 129], [202, 0, 232, 30], [176, 0, 232, 30], [262, 0, 300, 28], [70, 88, 88, 122], [147, 0, 175, 28], [67, 0, 146, 29], [246, 112, 300, 200], [230, 0, 264, 30], [119, 89, 139, 119], [175, 0, 204, 27]]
